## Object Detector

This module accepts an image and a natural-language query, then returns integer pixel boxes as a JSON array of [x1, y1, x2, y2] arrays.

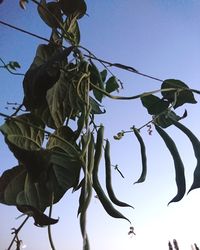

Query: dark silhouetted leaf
[[0, 113, 45, 151], [89, 61, 104, 102], [63, 16, 80, 45], [7, 61, 21, 70], [23, 44, 73, 110], [38, 0, 62, 28], [0, 165, 26, 205], [141, 94, 169, 115], [46, 150, 81, 203], [17, 205, 59, 227], [154, 110, 181, 128], [161, 79, 197, 109], [89, 97, 105, 114], [105, 76, 119, 93], [58, 0, 87, 19], [100, 69, 107, 82], [47, 126, 80, 157], [46, 70, 79, 128]]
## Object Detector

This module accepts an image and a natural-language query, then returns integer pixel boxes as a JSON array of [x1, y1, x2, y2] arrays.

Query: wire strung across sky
[[0, 19, 164, 83]]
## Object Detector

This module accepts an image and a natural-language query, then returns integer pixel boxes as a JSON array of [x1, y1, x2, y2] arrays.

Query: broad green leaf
[[161, 79, 197, 109], [23, 44, 62, 110], [63, 16, 80, 45], [89, 61, 104, 102], [58, 0, 87, 19], [100, 69, 107, 82], [154, 110, 181, 128], [47, 126, 80, 157], [46, 70, 80, 128], [0, 114, 45, 151], [33, 104, 56, 129], [8, 61, 21, 70], [141, 94, 169, 115], [105, 76, 119, 93], [0, 165, 26, 205], [23, 174, 50, 211], [47, 150, 81, 203], [37, 0, 62, 28], [155, 125, 186, 204], [17, 205, 59, 227], [89, 96, 105, 114]]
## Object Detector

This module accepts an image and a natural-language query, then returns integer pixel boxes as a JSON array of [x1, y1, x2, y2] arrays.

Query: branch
[[7, 216, 29, 250], [90, 82, 179, 100], [0, 58, 24, 76]]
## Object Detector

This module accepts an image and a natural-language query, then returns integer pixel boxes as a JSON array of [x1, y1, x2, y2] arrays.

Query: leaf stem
[[48, 193, 56, 250], [0, 58, 24, 76], [7, 215, 29, 250]]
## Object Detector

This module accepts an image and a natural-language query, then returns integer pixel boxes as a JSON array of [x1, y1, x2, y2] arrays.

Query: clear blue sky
[[1, 1, 200, 249]]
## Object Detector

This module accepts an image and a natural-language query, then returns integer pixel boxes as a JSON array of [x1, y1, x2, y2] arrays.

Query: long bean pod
[[104, 139, 134, 209], [155, 124, 186, 204], [93, 126, 131, 223], [170, 119, 200, 193], [133, 127, 147, 184]]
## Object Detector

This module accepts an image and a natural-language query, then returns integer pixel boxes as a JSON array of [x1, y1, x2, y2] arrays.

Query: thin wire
[[0, 19, 166, 83]]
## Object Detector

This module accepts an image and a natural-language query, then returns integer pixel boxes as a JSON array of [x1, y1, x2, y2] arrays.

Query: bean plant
[[0, 0, 200, 249]]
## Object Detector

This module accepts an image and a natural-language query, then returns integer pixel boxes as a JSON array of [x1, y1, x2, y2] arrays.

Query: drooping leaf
[[0, 114, 49, 180], [23, 44, 73, 110], [0, 113, 45, 151], [89, 61, 104, 102], [100, 69, 107, 82], [46, 126, 80, 157], [170, 119, 200, 193], [89, 96, 105, 114], [33, 104, 56, 129], [58, 0, 87, 19], [63, 16, 80, 45], [17, 205, 59, 227], [46, 150, 81, 203], [46, 70, 80, 128], [37, 0, 62, 28], [155, 125, 186, 204], [105, 76, 119, 93], [141, 94, 169, 115], [0, 165, 26, 205], [16, 172, 51, 211], [154, 110, 181, 128], [7, 61, 21, 70], [161, 79, 197, 109], [0, 164, 50, 211]]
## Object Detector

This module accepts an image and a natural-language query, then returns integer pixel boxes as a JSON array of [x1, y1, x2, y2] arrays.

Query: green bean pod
[[170, 119, 200, 193], [155, 124, 186, 204], [133, 127, 147, 184], [104, 139, 134, 209], [93, 126, 131, 223], [78, 134, 95, 250]]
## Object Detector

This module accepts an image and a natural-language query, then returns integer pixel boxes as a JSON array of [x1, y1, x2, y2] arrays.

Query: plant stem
[[48, 193, 56, 250], [7, 216, 29, 250]]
